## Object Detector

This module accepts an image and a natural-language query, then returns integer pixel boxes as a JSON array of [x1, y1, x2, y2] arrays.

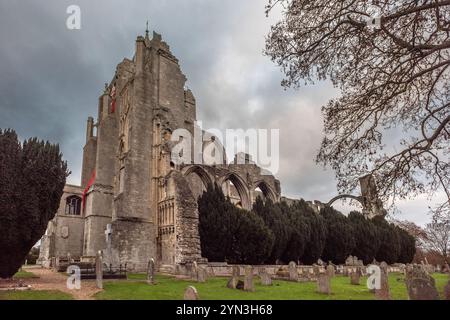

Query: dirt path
[[23, 267, 102, 300]]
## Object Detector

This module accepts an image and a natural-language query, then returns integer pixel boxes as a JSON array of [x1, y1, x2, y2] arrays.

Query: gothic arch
[[253, 180, 277, 203], [218, 172, 251, 210], [182, 165, 214, 188]]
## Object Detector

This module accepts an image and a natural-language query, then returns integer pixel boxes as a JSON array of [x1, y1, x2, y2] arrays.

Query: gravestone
[[375, 262, 390, 300], [197, 266, 207, 283], [244, 266, 254, 292], [226, 266, 240, 289], [316, 274, 331, 294], [288, 261, 298, 282], [184, 286, 199, 300], [95, 251, 103, 289], [326, 264, 335, 278], [350, 269, 361, 285], [406, 266, 439, 300], [147, 258, 155, 285], [259, 268, 272, 286]]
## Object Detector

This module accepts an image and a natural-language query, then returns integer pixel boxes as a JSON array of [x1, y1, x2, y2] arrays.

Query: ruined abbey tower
[[38, 32, 281, 271]]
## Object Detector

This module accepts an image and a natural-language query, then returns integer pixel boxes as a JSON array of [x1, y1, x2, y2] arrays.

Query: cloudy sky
[[0, 0, 442, 226]]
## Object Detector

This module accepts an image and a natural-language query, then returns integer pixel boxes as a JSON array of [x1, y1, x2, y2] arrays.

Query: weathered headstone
[[406, 266, 440, 300], [184, 286, 199, 300], [326, 264, 335, 278], [375, 262, 390, 300], [288, 261, 298, 282], [227, 266, 240, 289], [244, 266, 254, 292], [316, 274, 331, 294], [197, 266, 207, 283], [147, 258, 155, 285], [259, 268, 272, 286], [350, 269, 361, 285], [95, 251, 103, 289]]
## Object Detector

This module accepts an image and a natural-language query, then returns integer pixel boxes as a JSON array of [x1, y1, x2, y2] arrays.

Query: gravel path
[[24, 267, 102, 300]]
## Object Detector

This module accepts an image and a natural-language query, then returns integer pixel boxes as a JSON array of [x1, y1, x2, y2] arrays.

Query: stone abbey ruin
[[38, 32, 386, 272]]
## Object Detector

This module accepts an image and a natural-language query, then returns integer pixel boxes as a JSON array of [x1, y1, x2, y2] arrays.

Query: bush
[[372, 217, 401, 264], [320, 206, 356, 264], [253, 197, 290, 263], [0, 129, 67, 278], [348, 211, 380, 264], [198, 184, 273, 264]]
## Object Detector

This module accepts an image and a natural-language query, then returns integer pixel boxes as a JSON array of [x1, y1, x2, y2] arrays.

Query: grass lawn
[[0, 290, 73, 300], [95, 272, 448, 300], [13, 269, 39, 279]]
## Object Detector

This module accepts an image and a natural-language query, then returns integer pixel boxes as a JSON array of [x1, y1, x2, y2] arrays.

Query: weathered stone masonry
[[38, 32, 282, 271]]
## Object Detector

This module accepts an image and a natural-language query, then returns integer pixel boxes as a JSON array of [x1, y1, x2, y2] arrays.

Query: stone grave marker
[[95, 250, 103, 289], [184, 286, 199, 300], [259, 268, 272, 286], [226, 266, 240, 289], [147, 258, 155, 285], [288, 261, 298, 282], [197, 266, 207, 283], [316, 274, 331, 295], [375, 262, 390, 300], [350, 269, 361, 285], [244, 266, 254, 292], [406, 266, 440, 300]]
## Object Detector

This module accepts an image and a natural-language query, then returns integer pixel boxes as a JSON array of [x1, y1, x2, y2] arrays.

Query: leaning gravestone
[[227, 266, 240, 289], [147, 258, 155, 285], [244, 266, 255, 292], [350, 269, 361, 285], [375, 262, 390, 300], [259, 268, 272, 286], [184, 286, 199, 300], [288, 261, 298, 282], [316, 274, 331, 294], [405, 266, 439, 300], [95, 251, 103, 289]]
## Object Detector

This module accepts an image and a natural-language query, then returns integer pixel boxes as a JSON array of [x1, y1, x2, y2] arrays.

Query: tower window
[[65, 195, 82, 215]]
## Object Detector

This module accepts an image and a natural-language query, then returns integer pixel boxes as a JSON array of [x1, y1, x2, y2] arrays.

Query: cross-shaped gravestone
[[105, 224, 112, 246]]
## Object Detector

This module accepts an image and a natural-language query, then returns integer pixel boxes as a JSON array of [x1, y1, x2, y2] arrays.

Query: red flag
[[110, 84, 116, 113], [82, 170, 96, 211]]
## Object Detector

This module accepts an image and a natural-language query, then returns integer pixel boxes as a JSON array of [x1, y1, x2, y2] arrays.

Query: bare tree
[[423, 207, 450, 264], [265, 1, 450, 213]]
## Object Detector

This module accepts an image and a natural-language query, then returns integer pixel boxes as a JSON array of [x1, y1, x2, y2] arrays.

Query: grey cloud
[[0, 0, 437, 225]]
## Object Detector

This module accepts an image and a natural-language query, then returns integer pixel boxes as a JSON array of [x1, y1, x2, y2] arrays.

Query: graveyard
[[0, 264, 448, 300]]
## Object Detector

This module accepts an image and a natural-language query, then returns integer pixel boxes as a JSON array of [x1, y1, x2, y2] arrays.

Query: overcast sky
[[0, 0, 443, 226]]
